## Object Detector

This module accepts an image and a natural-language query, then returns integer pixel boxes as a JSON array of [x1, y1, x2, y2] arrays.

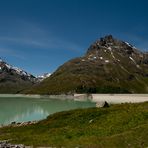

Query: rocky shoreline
[[0, 140, 25, 148], [0, 121, 38, 129]]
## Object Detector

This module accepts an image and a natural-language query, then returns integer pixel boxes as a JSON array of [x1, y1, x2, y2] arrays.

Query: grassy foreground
[[0, 102, 148, 147]]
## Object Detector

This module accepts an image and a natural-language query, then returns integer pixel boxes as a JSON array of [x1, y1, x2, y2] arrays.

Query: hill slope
[[28, 35, 148, 94], [0, 59, 36, 93], [0, 102, 148, 147]]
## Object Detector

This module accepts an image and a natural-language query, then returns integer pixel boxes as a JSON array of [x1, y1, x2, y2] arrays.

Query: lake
[[0, 95, 95, 125]]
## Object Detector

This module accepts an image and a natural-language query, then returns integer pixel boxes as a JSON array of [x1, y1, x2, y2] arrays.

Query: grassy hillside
[[0, 81, 33, 94], [27, 57, 148, 94], [0, 102, 148, 147]]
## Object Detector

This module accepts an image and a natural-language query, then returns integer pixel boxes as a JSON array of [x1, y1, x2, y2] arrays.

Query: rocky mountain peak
[[96, 35, 120, 47], [100, 35, 114, 44], [87, 35, 139, 56]]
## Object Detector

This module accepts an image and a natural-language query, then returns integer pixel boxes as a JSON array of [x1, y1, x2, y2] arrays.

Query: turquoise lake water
[[0, 95, 95, 125]]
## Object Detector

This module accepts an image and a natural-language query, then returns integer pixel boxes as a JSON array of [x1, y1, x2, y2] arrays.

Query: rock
[[16, 123, 21, 126], [96, 101, 109, 108], [6, 121, 38, 127], [89, 119, 93, 123], [0, 141, 25, 148], [11, 122, 16, 125], [103, 101, 109, 107]]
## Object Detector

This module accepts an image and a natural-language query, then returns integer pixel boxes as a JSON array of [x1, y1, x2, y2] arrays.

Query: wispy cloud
[[0, 20, 83, 53], [35, 38, 82, 52], [0, 36, 83, 54], [0, 47, 26, 60]]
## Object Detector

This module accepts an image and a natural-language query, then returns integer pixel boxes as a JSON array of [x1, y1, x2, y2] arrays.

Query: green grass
[[0, 102, 148, 147]]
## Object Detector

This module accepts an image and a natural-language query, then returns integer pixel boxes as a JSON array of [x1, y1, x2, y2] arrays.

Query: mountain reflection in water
[[0, 96, 95, 125]]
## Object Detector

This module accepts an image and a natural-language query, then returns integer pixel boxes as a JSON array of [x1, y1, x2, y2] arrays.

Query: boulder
[[96, 101, 109, 108]]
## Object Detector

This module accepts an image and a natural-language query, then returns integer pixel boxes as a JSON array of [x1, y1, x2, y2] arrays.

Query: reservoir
[[0, 95, 95, 125]]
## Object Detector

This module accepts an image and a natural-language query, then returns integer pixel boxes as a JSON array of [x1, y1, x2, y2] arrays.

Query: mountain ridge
[[0, 59, 36, 93], [26, 35, 148, 94]]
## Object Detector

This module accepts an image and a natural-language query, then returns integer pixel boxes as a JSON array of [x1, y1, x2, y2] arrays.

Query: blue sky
[[0, 0, 148, 75]]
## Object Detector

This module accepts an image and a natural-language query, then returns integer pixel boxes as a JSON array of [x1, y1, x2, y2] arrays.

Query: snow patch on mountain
[[108, 47, 116, 59], [125, 42, 133, 48], [129, 56, 136, 64], [125, 42, 137, 49], [5, 62, 31, 77], [105, 60, 109, 63], [37, 73, 51, 81], [0, 58, 35, 80]]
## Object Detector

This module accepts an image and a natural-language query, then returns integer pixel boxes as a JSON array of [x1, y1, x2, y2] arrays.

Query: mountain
[[37, 73, 51, 82], [0, 59, 36, 93], [27, 35, 148, 94]]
